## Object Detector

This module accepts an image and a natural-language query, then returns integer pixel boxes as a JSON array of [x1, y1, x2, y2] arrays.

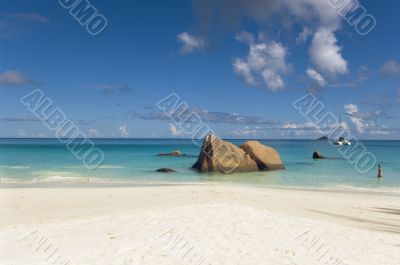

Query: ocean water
[[0, 138, 399, 190]]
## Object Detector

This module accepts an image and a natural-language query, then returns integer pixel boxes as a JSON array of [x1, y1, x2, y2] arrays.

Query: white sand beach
[[1, 184, 399, 265]]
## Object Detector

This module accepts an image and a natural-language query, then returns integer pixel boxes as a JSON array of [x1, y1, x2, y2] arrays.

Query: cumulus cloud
[[89, 128, 101, 137], [306, 68, 326, 93], [188, 1, 351, 91], [169, 123, 187, 137], [192, 0, 342, 35], [233, 58, 255, 85], [296, 27, 312, 44], [306, 68, 325, 86], [118, 124, 129, 138], [309, 28, 348, 76], [233, 32, 290, 90], [230, 126, 260, 138], [380, 60, 400, 77], [177, 32, 206, 53], [344, 104, 365, 133], [228, 119, 352, 138], [282, 121, 317, 130], [344, 103, 392, 135], [0, 70, 30, 86]]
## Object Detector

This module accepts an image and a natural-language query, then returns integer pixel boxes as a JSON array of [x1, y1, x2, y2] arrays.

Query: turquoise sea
[[0, 138, 399, 190]]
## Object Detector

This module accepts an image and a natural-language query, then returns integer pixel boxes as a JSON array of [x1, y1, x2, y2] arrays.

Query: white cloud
[[194, 0, 343, 33], [344, 103, 359, 115], [0, 70, 30, 86], [89, 128, 101, 137], [282, 121, 313, 129], [177, 32, 206, 54], [343, 103, 395, 136], [118, 124, 129, 138], [169, 123, 186, 137], [309, 27, 348, 76], [230, 126, 260, 137], [234, 33, 289, 91], [191, 0, 350, 90], [285, 0, 342, 30], [344, 104, 365, 133], [296, 27, 312, 44], [306, 68, 326, 87], [261, 69, 284, 90], [235, 31, 254, 44], [233, 58, 255, 85]]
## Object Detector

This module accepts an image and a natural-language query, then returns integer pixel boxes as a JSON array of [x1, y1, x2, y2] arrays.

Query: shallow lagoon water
[[0, 138, 399, 190]]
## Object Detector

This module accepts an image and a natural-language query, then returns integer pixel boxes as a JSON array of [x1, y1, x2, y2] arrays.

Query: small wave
[[97, 165, 124, 169], [321, 184, 400, 195], [36, 175, 90, 183], [0, 178, 31, 184], [0, 165, 30, 169], [64, 165, 124, 169]]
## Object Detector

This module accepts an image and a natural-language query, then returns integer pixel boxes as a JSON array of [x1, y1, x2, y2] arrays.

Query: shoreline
[[1, 180, 400, 197]]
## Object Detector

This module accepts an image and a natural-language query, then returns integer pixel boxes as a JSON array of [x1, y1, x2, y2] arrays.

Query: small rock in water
[[156, 168, 176, 173], [158, 151, 184, 157], [313, 151, 325, 159]]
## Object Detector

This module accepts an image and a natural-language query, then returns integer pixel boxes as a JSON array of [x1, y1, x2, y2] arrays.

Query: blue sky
[[0, 0, 399, 139]]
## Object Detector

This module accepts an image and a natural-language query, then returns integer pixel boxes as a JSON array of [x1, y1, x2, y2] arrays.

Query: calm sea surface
[[0, 138, 399, 190]]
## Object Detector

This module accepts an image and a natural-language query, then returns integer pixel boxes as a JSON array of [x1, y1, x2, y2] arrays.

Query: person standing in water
[[377, 162, 383, 179]]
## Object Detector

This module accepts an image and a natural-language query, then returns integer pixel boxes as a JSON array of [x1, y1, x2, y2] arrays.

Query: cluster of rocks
[[156, 135, 284, 174], [192, 135, 284, 174], [155, 137, 384, 180]]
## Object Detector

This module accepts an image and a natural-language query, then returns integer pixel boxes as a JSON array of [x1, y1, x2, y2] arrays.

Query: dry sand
[[0, 184, 399, 265]]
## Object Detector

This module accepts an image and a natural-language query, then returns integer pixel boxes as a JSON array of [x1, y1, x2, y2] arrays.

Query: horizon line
[[0, 137, 399, 141]]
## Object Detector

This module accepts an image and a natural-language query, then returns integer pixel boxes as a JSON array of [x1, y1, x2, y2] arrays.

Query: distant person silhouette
[[377, 162, 383, 179]]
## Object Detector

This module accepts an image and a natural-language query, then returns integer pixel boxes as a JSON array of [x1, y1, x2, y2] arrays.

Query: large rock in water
[[192, 135, 284, 174], [192, 135, 258, 174], [240, 141, 285, 170]]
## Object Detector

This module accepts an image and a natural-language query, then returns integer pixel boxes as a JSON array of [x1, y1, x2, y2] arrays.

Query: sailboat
[[333, 113, 351, 146]]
